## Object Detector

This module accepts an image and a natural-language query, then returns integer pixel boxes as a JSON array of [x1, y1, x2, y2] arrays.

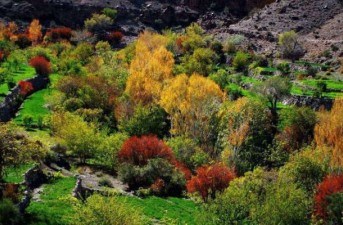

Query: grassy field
[[14, 73, 61, 125], [0, 65, 36, 101], [116, 196, 200, 225], [26, 176, 76, 225], [3, 163, 36, 183]]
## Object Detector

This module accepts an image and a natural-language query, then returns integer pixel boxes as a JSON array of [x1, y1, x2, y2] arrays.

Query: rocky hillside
[[0, 0, 274, 34], [214, 0, 343, 60]]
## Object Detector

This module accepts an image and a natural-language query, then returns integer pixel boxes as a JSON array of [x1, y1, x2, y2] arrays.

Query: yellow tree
[[126, 31, 174, 105], [28, 19, 42, 45], [160, 73, 224, 150], [314, 98, 343, 168]]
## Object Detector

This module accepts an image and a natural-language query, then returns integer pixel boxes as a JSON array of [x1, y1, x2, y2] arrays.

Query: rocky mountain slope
[[214, 0, 343, 60], [0, 0, 273, 34]]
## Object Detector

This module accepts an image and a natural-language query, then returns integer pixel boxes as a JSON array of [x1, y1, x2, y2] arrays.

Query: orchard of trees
[[0, 8, 342, 225]]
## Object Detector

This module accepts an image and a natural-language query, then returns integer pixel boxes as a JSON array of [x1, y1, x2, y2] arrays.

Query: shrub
[[0, 50, 5, 62], [278, 31, 304, 61], [187, 163, 236, 202], [314, 174, 343, 221], [0, 198, 22, 225], [84, 13, 113, 34], [276, 61, 291, 75], [118, 135, 175, 166], [45, 27, 73, 42], [29, 56, 52, 76], [23, 115, 34, 128], [118, 135, 190, 194], [106, 31, 123, 45], [102, 8, 118, 19], [233, 51, 249, 72], [119, 158, 187, 195], [14, 34, 32, 49], [73, 194, 145, 225], [18, 80, 33, 96]]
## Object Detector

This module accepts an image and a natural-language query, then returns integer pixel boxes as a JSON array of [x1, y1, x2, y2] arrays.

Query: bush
[[277, 61, 291, 75], [84, 13, 113, 34], [23, 115, 34, 128], [73, 194, 146, 225], [186, 163, 236, 202], [233, 51, 249, 72], [278, 31, 304, 61], [118, 135, 175, 166], [314, 174, 343, 221], [0, 198, 22, 225], [14, 34, 32, 49], [102, 8, 118, 19], [119, 158, 187, 195], [18, 80, 33, 96], [29, 56, 52, 76], [45, 27, 73, 42], [106, 31, 124, 45], [118, 135, 190, 194]]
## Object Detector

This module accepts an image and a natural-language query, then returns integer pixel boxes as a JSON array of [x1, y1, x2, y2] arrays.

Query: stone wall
[[283, 95, 333, 110], [0, 75, 49, 122]]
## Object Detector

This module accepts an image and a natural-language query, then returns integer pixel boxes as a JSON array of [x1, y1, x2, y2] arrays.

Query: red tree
[[106, 31, 124, 45], [314, 174, 343, 219], [46, 27, 72, 42], [118, 135, 175, 166], [18, 80, 33, 96], [187, 163, 236, 202], [29, 56, 52, 77]]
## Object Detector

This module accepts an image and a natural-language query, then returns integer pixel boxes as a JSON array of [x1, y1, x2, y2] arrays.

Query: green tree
[[97, 133, 128, 171], [254, 76, 291, 129], [118, 105, 169, 138], [0, 124, 46, 180], [50, 111, 102, 163]]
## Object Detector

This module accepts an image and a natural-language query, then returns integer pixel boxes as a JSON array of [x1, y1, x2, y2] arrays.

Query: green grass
[[3, 163, 36, 183], [14, 73, 61, 125], [302, 79, 343, 90], [116, 196, 200, 225], [291, 79, 343, 98], [26, 177, 76, 225], [0, 65, 36, 101]]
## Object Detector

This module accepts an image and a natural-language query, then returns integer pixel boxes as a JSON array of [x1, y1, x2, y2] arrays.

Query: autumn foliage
[[18, 80, 33, 96], [28, 19, 42, 45], [187, 163, 236, 201], [106, 31, 124, 45], [118, 135, 175, 166], [315, 98, 343, 168], [29, 56, 52, 77], [314, 174, 343, 219], [46, 27, 73, 42]]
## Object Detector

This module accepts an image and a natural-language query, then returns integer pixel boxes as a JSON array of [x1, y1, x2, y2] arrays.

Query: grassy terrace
[[14, 73, 61, 125], [26, 177, 76, 225], [3, 163, 36, 183], [0, 65, 36, 102], [116, 196, 199, 225]]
